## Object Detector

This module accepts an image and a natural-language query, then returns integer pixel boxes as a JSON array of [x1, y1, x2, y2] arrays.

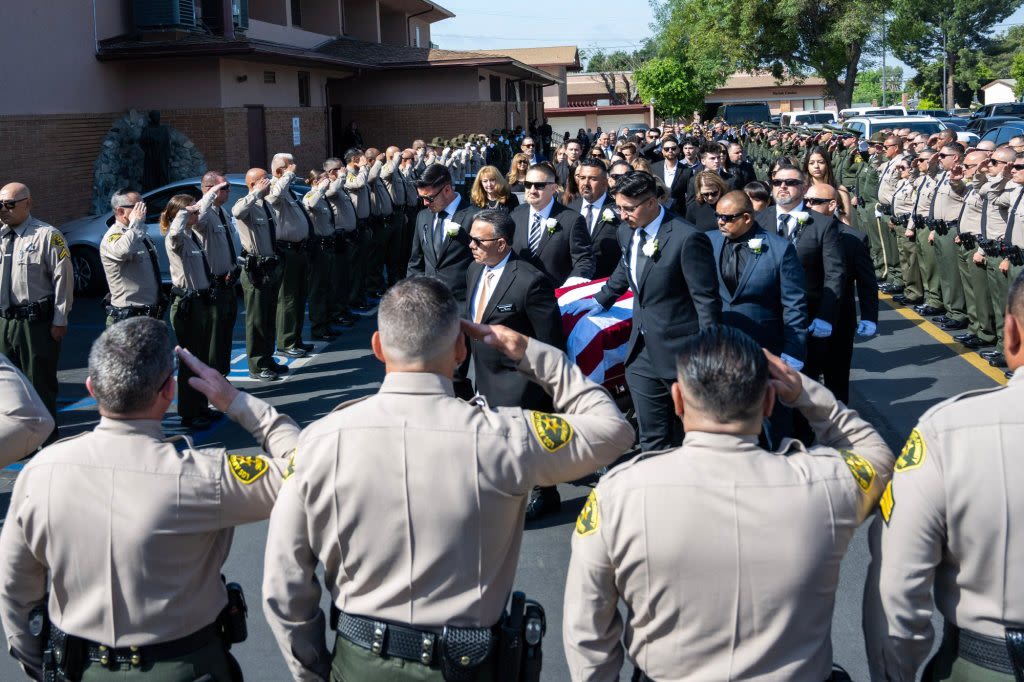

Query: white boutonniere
[[601, 208, 616, 222], [642, 239, 659, 257], [791, 211, 810, 225], [444, 219, 461, 238], [748, 237, 764, 254], [545, 217, 558, 234]]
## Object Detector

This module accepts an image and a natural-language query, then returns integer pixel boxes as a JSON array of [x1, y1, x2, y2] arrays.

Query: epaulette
[[774, 436, 808, 456], [919, 383, 1008, 423], [163, 433, 196, 452], [330, 395, 372, 413], [598, 446, 675, 483]]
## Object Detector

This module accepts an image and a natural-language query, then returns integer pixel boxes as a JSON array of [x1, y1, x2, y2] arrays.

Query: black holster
[[217, 580, 248, 646], [440, 626, 495, 682], [1007, 627, 1024, 682], [495, 592, 545, 682]]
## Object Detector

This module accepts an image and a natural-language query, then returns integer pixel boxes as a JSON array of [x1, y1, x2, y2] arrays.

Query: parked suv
[[717, 102, 772, 125]]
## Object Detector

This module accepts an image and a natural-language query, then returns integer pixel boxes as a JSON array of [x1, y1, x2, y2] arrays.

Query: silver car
[[59, 174, 308, 295]]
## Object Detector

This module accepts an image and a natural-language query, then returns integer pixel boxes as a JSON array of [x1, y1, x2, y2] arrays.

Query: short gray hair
[[110, 189, 140, 211], [378, 277, 459, 364], [88, 317, 175, 414], [473, 209, 514, 241]]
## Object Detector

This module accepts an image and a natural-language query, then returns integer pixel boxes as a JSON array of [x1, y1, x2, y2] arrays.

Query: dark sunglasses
[[516, 160, 529, 165], [963, 163, 980, 170], [662, 146, 679, 152], [0, 198, 28, 210], [883, 143, 901, 149], [804, 197, 832, 206], [419, 186, 449, 204], [699, 191, 720, 199], [936, 152, 956, 159], [895, 166, 909, 172], [469, 236, 502, 247], [771, 179, 802, 187], [715, 212, 748, 223], [1013, 163, 1024, 171], [522, 143, 535, 148], [609, 173, 626, 180], [523, 181, 552, 190]]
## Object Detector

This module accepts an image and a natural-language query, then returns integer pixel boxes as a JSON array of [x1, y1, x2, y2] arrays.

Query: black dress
[[685, 199, 719, 232]]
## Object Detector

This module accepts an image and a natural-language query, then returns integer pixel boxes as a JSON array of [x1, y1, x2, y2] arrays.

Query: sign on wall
[[292, 117, 301, 146]]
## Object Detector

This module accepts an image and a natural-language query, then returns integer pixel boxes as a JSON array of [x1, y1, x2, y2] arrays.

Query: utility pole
[[942, 31, 948, 110], [882, 19, 887, 107]]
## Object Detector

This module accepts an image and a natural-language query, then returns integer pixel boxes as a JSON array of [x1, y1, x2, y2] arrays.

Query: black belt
[[959, 233, 979, 249], [311, 235, 336, 249], [958, 627, 1015, 675], [54, 622, 221, 670], [105, 304, 161, 320], [0, 298, 54, 321], [171, 286, 216, 301], [337, 612, 439, 665], [275, 239, 307, 251], [879, 203, 893, 216]]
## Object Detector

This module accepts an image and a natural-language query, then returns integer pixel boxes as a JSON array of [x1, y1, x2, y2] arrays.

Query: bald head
[[0, 183, 33, 226], [976, 140, 997, 152], [245, 168, 268, 190], [804, 183, 837, 216], [718, 190, 753, 214]]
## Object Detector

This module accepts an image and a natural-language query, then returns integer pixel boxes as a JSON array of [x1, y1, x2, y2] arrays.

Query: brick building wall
[[0, 107, 329, 226], [340, 102, 510, 150]]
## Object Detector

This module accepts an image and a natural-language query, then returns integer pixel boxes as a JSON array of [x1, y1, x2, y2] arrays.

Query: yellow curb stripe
[[879, 293, 1008, 386]]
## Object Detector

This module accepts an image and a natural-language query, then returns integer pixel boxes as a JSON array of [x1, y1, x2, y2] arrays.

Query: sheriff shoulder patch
[[879, 480, 894, 524], [107, 233, 122, 242], [50, 232, 69, 260], [841, 450, 876, 492], [283, 452, 296, 480], [228, 454, 269, 485], [575, 489, 600, 537], [530, 412, 574, 453], [895, 429, 926, 473]]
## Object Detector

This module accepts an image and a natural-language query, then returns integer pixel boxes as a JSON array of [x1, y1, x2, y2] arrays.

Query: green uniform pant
[[0, 317, 60, 423], [330, 234, 353, 319], [386, 209, 408, 287], [958, 246, 996, 343], [241, 265, 281, 373], [880, 217, 903, 285], [917, 230, 943, 309], [170, 295, 213, 420], [857, 208, 886, 281], [934, 230, 967, 323], [895, 223, 923, 302], [276, 247, 309, 350], [922, 626, 1014, 682], [209, 283, 238, 375], [80, 637, 234, 681], [307, 247, 336, 335], [348, 223, 372, 306], [987, 256, 1024, 348], [330, 635, 497, 682]]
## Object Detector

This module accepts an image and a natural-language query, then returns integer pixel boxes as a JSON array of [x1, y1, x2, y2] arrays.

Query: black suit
[[594, 209, 722, 452], [407, 199, 476, 303], [567, 194, 622, 278], [555, 160, 577, 188], [730, 159, 757, 189], [651, 160, 691, 210], [510, 201, 595, 285], [825, 226, 878, 403], [686, 168, 737, 203], [467, 253, 564, 410]]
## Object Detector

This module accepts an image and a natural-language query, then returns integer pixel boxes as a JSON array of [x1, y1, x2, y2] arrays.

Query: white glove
[[562, 298, 603, 316], [780, 353, 805, 371], [856, 320, 877, 337], [561, 276, 590, 287], [808, 318, 833, 338]]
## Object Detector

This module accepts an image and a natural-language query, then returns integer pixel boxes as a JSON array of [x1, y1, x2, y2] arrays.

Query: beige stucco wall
[[330, 67, 478, 105], [246, 18, 335, 46], [344, 0, 380, 42], [219, 58, 340, 107]]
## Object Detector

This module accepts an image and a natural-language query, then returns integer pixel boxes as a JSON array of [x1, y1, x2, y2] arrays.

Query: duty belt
[[170, 285, 216, 301], [337, 611, 440, 665], [105, 304, 161, 321], [878, 203, 893, 216], [978, 238, 1006, 258], [50, 621, 221, 674], [959, 233, 979, 250], [311, 235, 336, 249], [958, 627, 1015, 675], [0, 298, 54, 321], [275, 239, 307, 252]]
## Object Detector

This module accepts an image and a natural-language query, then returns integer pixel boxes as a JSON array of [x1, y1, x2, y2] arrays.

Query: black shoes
[[270, 362, 289, 374], [914, 305, 945, 316], [1006, 370, 1014, 380], [954, 333, 977, 343], [879, 282, 904, 294], [281, 347, 306, 358], [980, 349, 1002, 360], [311, 328, 340, 341], [298, 342, 315, 352], [249, 368, 282, 381], [962, 337, 994, 350], [525, 486, 561, 522], [892, 295, 923, 306], [181, 415, 213, 431], [940, 319, 968, 331], [988, 353, 1007, 368]]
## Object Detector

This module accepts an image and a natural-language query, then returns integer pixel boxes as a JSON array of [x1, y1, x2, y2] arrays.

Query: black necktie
[[189, 230, 215, 288], [584, 204, 595, 234], [634, 228, 650, 285], [778, 214, 790, 238], [1005, 189, 1024, 244], [980, 195, 990, 239], [139, 229, 162, 301], [260, 201, 278, 254], [1, 230, 15, 309], [433, 210, 447, 253], [217, 207, 238, 268], [722, 241, 743, 294]]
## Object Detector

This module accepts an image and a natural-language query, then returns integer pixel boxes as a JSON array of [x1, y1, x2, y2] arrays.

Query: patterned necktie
[[1, 231, 15, 309], [778, 213, 791, 238], [584, 204, 595, 235], [475, 270, 494, 323], [529, 213, 543, 256]]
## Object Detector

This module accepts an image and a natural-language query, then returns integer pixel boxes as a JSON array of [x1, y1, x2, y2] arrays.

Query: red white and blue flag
[[556, 278, 634, 388]]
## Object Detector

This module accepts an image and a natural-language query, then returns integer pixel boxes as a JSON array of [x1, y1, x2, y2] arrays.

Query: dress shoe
[[180, 415, 213, 431], [892, 295, 923, 306], [334, 314, 357, 326], [281, 347, 307, 358], [980, 349, 1002, 359], [940, 319, 968, 331], [962, 337, 994, 350], [914, 305, 945, 316], [270, 362, 289, 374], [525, 486, 561, 522], [931, 315, 952, 325], [884, 283, 905, 294], [201, 407, 223, 421], [954, 333, 977, 343], [298, 342, 315, 352], [351, 302, 372, 311], [311, 329, 339, 341], [988, 353, 1007, 368], [249, 369, 282, 381]]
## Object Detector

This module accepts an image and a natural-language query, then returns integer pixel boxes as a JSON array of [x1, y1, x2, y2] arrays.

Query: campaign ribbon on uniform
[[555, 278, 633, 388]]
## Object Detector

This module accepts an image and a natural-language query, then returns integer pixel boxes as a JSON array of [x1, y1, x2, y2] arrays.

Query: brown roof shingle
[[471, 46, 581, 71]]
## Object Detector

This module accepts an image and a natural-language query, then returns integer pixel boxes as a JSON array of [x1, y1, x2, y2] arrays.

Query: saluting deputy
[[0, 352, 53, 468], [0, 182, 73, 427], [100, 189, 164, 326], [0, 317, 301, 681], [269, 153, 315, 358], [195, 171, 242, 376], [262, 277, 634, 681], [872, 271, 1024, 680], [563, 325, 894, 681]]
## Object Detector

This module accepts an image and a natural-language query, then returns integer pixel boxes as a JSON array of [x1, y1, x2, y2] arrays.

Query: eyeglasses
[[771, 179, 802, 187], [804, 197, 832, 206], [469, 235, 502, 247], [714, 212, 748, 223], [0, 198, 28, 210], [516, 160, 529, 165], [617, 196, 654, 215], [963, 163, 979, 170], [699, 191, 720, 199], [609, 173, 626, 181], [1013, 163, 1024, 171], [883, 143, 901, 149], [523, 181, 552, 190], [895, 166, 908, 172], [522, 143, 535, 148], [419, 186, 449, 204], [662, 146, 678, 152], [936, 152, 956, 159], [916, 158, 930, 163]]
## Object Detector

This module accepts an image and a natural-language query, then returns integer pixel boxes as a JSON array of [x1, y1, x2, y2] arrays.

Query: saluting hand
[[254, 177, 272, 196], [764, 350, 803, 404], [460, 320, 528, 362], [176, 345, 239, 411], [128, 201, 146, 224]]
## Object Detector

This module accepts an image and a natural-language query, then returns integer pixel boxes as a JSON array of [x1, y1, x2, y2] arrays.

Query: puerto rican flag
[[556, 278, 634, 388]]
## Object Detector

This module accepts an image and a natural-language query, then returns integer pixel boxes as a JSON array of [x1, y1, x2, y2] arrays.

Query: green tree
[[852, 66, 905, 106], [1012, 53, 1024, 99], [583, 43, 656, 104], [886, 0, 1024, 108]]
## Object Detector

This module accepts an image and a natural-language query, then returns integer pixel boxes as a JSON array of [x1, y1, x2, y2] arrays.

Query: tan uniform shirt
[[978, 174, 1011, 240], [194, 202, 236, 276], [874, 369, 1024, 681], [955, 177, 986, 237], [892, 177, 917, 217], [262, 340, 634, 681], [913, 173, 939, 220], [99, 218, 161, 308], [989, 180, 1024, 246], [383, 157, 406, 205], [931, 171, 966, 223], [0, 391, 300, 679], [302, 185, 335, 237], [267, 172, 312, 243], [563, 377, 894, 681], [877, 157, 902, 207], [0, 352, 53, 467], [232, 191, 277, 257], [165, 191, 215, 291], [345, 166, 370, 220], [325, 177, 357, 232], [0, 216, 73, 326]]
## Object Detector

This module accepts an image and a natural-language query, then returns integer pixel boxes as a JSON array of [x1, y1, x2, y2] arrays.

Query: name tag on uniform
[[496, 303, 514, 313]]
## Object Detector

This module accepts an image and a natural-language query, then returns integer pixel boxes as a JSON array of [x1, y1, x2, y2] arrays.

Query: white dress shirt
[[470, 251, 511, 321], [629, 207, 666, 286], [776, 202, 806, 238], [580, 193, 607, 235], [662, 162, 678, 190]]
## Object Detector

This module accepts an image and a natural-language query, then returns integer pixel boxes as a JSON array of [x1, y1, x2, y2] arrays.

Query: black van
[[717, 102, 772, 124]]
